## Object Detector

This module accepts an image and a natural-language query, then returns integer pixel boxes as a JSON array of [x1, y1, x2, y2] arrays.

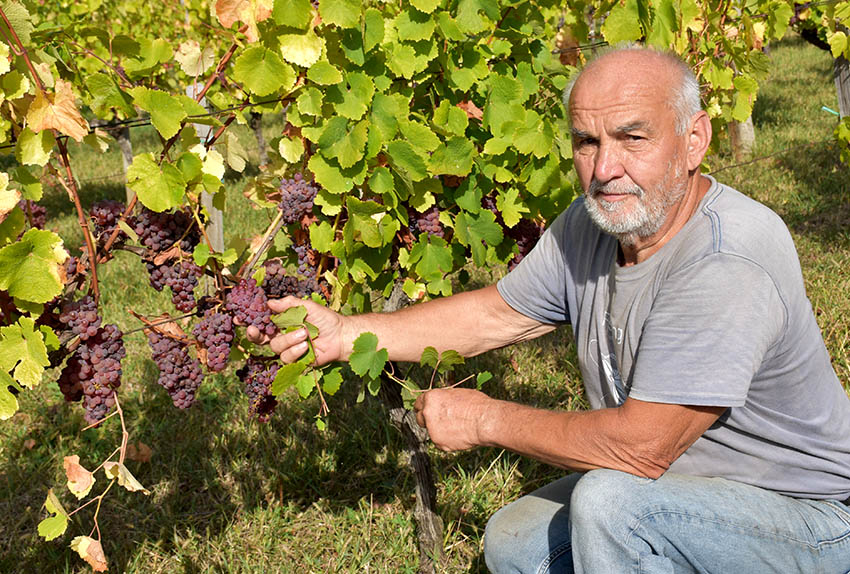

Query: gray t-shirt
[[497, 176, 850, 500]]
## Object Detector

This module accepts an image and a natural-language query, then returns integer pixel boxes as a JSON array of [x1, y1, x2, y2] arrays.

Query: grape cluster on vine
[[146, 260, 203, 312], [278, 173, 318, 224], [133, 207, 200, 253], [57, 323, 126, 424], [262, 259, 324, 299], [146, 331, 204, 409], [409, 206, 445, 239], [90, 199, 128, 245], [237, 358, 279, 422], [481, 195, 543, 269], [225, 278, 277, 337], [18, 199, 46, 230], [59, 296, 102, 341], [193, 310, 234, 372]]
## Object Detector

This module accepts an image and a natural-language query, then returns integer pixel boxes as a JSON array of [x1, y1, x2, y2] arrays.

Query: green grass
[[1, 35, 847, 573]]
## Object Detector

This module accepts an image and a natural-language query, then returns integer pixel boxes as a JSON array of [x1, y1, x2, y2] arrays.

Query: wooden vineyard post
[[186, 84, 224, 253]]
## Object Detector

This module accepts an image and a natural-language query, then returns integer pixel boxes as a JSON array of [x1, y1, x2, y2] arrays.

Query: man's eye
[[626, 134, 644, 141]]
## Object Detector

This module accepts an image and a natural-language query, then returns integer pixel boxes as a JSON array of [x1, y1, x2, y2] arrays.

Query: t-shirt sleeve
[[496, 209, 571, 325], [629, 253, 786, 407]]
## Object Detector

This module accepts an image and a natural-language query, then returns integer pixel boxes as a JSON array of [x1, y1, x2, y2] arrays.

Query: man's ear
[[685, 111, 712, 171]]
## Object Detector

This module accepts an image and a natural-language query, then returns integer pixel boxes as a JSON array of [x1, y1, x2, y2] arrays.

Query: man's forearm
[[338, 284, 555, 362]]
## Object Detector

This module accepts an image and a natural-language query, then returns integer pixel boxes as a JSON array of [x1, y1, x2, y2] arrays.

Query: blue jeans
[[484, 469, 850, 573]]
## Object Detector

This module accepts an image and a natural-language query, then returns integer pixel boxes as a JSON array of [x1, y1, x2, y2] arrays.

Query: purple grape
[[225, 279, 276, 337], [146, 330, 204, 409], [193, 310, 234, 372], [278, 173, 318, 224], [237, 357, 279, 421]]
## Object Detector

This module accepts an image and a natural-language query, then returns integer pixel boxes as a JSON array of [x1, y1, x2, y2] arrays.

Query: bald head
[[565, 46, 702, 135]]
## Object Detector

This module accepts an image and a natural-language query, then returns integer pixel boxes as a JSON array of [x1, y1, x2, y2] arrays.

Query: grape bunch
[[409, 206, 445, 239], [225, 278, 277, 337], [278, 173, 318, 224], [59, 296, 102, 341], [90, 199, 127, 245], [57, 324, 126, 424], [18, 199, 46, 230], [133, 207, 199, 253], [262, 259, 327, 299], [193, 310, 234, 372], [292, 241, 319, 279], [146, 260, 202, 312], [237, 358, 279, 421], [506, 218, 544, 270], [146, 331, 204, 409]]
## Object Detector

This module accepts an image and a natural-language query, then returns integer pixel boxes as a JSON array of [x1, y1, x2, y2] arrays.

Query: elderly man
[[253, 47, 850, 572]]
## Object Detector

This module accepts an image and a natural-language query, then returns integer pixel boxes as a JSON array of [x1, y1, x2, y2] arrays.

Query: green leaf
[[339, 28, 365, 66], [127, 153, 187, 213], [349, 332, 388, 380], [703, 61, 734, 90], [432, 100, 468, 137], [327, 120, 369, 169], [387, 140, 429, 181], [512, 112, 554, 159], [368, 166, 394, 195], [297, 87, 324, 116], [396, 9, 435, 42], [476, 371, 493, 388], [828, 31, 848, 59], [345, 197, 397, 248], [497, 188, 531, 228], [0, 371, 18, 420], [399, 119, 440, 153], [279, 137, 304, 163], [411, 0, 440, 13], [86, 73, 135, 117], [428, 137, 476, 176], [15, 128, 54, 167], [419, 346, 439, 368], [321, 367, 344, 395], [319, 0, 361, 28], [601, 0, 643, 44], [308, 154, 353, 194], [193, 243, 211, 266], [327, 72, 375, 120], [272, 306, 308, 329], [271, 361, 310, 396], [307, 59, 343, 85], [37, 490, 68, 542], [0, 231, 67, 306], [646, 0, 677, 48], [408, 236, 454, 281], [12, 166, 42, 201], [233, 46, 295, 97], [363, 8, 385, 52], [274, 0, 313, 28], [296, 372, 316, 398], [309, 220, 335, 252], [436, 349, 464, 373], [279, 30, 325, 68], [454, 209, 503, 266], [0, 316, 49, 388], [129, 87, 187, 140]]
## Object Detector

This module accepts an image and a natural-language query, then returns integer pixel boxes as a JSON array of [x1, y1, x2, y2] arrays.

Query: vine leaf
[[279, 30, 325, 68], [271, 360, 310, 396], [0, 228, 68, 304], [15, 127, 54, 166], [70, 536, 108, 572], [27, 79, 89, 142], [37, 489, 69, 542], [0, 172, 20, 223], [318, 0, 361, 29], [349, 332, 388, 388], [103, 462, 150, 495], [63, 455, 96, 499], [0, 318, 49, 390], [0, 371, 18, 419], [129, 87, 188, 140], [175, 41, 216, 76], [215, 0, 273, 42], [600, 0, 643, 44], [232, 46, 295, 97], [126, 153, 186, 213], [273, 0, 313, 29]]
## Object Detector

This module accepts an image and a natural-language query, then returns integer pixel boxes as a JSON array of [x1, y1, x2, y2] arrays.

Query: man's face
[[569, 55, 690, 245]]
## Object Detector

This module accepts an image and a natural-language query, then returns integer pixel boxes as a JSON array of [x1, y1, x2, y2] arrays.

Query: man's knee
[[570, 469, 654, 529]]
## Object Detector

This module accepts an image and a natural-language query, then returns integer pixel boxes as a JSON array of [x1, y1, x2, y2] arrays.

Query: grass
[[1, 34, 847, 573]]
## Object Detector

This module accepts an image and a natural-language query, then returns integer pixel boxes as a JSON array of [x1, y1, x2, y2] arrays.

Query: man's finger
[[245, 324, 267, 344], [269, 328, 308, 355], [413, 393, 427, 428], [267, 295, 304, 313]]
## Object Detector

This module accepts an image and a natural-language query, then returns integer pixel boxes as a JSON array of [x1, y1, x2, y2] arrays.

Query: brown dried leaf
[[456, 100, 483, 121], [63, 455, 96, 499], [27, 79, 89, 142], [126, 442, 152, 463], [103, 461, 150, 495], [70, 536, 108, 572], [23, 438, 36, 450], [130, 310, 189, 340], [152, 244, 183, 266]]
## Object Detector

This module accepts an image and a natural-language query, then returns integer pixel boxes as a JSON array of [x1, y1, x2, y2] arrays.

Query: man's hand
[[246, 296, 345, 366], [413, 388, 494, 451]]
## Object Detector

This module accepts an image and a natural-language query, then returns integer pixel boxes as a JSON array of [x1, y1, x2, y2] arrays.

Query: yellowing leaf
[[63, 455, 96, 499], [0, 371, 19, 420], [38, 489, 69, 541], [27, 80, 89, 142], [279, 31, 325, 68], [103, 461, 150, 494], [0, 173, 19, 222], [15, 128, 54, 166], [70, 536, 108, 572], [215, 0, 273, 42], [175, 40, 216, 76]]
